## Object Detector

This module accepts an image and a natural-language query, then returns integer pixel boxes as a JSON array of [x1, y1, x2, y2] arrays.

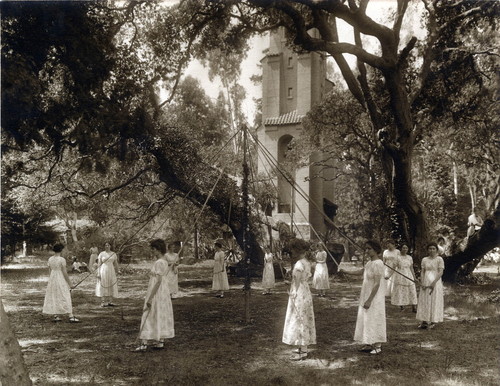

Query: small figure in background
[[261, 246, 275, 295], [467, 208, 483, 240], [212, 241, 229, 298], [165, 241, 180, 298], [88, 247, 99, 273], [386, 243, 417, 312], [312, 243, 329, 297], [382, 240, 400, 297]]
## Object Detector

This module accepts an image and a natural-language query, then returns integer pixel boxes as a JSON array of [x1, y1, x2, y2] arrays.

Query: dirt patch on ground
[[2, 259, 499, 385]]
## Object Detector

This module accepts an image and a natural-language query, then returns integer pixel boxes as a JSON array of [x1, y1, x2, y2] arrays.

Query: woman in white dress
[[312, 243, 329, 297], [165, 242, 180, 298], [88, 247, 98, 273], [386, 243, 417, 312], [134, 239, 174, 352], [212, 241, 229, 298], [341, 240, 386, 354], [96, 242, 119, 307], [382, 240, 399, 297], [261, 246, 275, 295], [282, 239, 316, 361], [416, 242, 445, 329], [43, 243, 80, 323]]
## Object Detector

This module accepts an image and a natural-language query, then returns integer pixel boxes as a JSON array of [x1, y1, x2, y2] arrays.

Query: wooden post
[[242, 125, 251, 323]]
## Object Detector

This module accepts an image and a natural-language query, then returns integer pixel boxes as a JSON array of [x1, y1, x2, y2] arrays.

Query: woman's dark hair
[[150, 239, 167, 255], [427, 242, 438, 250], [288, 238, 311, 258], [52, 243, 65, 253], [214, 242, 223, 249], [366, 240, 382, 254], [385, 239, 396, 246], [437, 237, 445, 243]]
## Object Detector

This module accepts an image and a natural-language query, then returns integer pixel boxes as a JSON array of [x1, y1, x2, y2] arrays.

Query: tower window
[[288, 56, 293, 68], [287, 87, 293, 99]]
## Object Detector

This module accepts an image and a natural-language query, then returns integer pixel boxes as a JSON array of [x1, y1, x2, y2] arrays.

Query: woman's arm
[[145, 264, 169, 309], [409, 258, 417, 281], [363, 281, 381, 310], [62, 266, 72, 288], [428, 266, 444, 294]]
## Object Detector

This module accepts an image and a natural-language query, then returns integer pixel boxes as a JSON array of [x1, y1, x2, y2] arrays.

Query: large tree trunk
[[0, 301, 32, 385], [382, 69, 430, 260], [443, 203, 500, 282]]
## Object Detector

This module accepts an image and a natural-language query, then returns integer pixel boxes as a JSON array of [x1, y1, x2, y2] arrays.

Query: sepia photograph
[[1, 1, 499, 385]]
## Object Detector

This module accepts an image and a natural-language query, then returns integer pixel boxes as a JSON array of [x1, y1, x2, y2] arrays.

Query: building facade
[[257, 28, 335, 240]]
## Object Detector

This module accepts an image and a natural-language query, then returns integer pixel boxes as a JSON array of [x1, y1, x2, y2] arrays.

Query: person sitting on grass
[[42, 243, 80, 323], [340, 240, 386, 355], [134, 238, 174, 352], [282, 239, 316, 361], [416, 242, 444, 330], [71, 257, 87, 273]]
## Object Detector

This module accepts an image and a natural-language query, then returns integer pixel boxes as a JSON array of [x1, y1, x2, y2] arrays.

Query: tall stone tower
[[258, 28, 335, 241]]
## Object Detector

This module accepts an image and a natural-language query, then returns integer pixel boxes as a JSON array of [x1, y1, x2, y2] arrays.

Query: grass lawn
[[2, 257, 499, 385]]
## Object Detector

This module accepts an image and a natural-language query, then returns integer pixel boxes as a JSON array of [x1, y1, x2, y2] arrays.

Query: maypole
[[242, 125, 252, 323]]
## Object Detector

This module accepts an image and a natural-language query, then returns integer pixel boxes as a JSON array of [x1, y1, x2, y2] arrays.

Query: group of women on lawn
[[280, 238, 444, 360], [42, 236, 444, 357]]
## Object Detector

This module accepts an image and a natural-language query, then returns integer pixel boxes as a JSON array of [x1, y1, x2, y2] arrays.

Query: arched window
[[277, 135, 295, 213]]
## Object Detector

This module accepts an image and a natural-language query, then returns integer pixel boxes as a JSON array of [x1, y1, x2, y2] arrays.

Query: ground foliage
[[1, 257, 499, 385]]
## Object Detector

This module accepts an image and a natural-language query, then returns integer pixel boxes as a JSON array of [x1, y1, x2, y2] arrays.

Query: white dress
[[165, 252, 179, 295], [212, 251, 229, 290], [416, 256, 444, 323], [43, 256, 72, 315], [96, 251, 118, 298], [391, 254, 417, 306], [354, 259, 386, 345], [383, 249, 399, 296], [139, 259, 175, 341], [282, 259, 316, 346], [261, 253, 275, 290], [312, 251, 329, 290]]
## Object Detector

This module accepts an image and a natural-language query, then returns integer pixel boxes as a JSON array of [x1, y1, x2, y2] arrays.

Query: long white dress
[[312, 251, 330, 290], [416, 256, 444, 323], [212, 250, 229, 290], [354, 259, 386, 345], [261, 253, 275, 290], [139, 259, 175, 341], [391, 254, 417, 306], [165, 252, 179, 295], [282, 259, 316, 346], [96, 251, 118, 298], [43, 256, 72, 315], [383, 249, 399, 296]]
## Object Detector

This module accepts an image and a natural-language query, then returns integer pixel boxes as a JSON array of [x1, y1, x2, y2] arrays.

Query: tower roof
[[263, 110, 305, 126]]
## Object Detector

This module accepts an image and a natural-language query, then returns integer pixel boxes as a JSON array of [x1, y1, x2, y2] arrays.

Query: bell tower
[[257, 28, 335, 240]]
